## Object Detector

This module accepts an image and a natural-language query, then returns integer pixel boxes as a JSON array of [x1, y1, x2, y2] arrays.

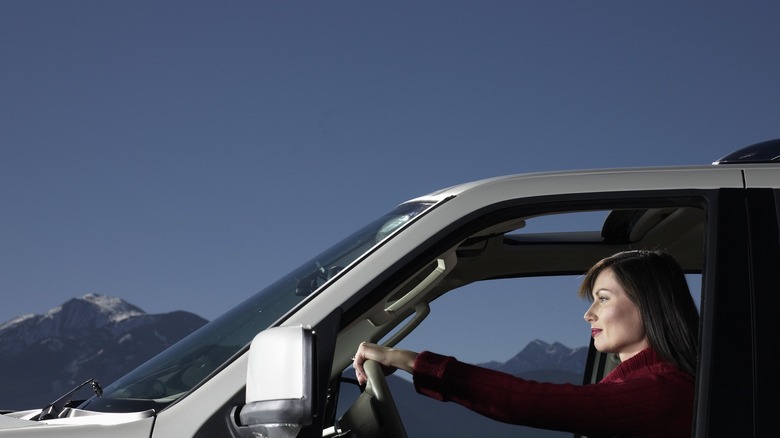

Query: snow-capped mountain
[[0, 294, 146, 355], [0, 294, 207, 411]]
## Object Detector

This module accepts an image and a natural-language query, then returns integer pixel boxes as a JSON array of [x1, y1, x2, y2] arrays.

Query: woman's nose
[[583, 303, 597, 322]]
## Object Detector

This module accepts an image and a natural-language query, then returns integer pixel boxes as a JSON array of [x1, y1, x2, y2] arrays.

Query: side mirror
[[231, 325, 315, 438]]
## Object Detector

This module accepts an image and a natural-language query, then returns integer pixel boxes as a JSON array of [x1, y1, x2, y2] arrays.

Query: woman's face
[[584, 268, 650, 361]]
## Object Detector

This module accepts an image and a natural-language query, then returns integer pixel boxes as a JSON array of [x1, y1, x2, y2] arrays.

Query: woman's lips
[[591, 328, 602, 337]]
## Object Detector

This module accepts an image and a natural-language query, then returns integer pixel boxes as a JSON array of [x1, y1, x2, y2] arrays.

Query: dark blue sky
[[2, 1, 779, 361]]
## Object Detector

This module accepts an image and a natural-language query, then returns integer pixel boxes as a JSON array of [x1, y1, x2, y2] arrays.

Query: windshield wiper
[[35, 378, 103, 421]]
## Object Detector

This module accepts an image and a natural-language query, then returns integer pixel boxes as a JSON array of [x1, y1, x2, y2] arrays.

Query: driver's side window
[[335, 275, 588, 437], [335, 204, 704, 437], [388, 275, 590, 437]]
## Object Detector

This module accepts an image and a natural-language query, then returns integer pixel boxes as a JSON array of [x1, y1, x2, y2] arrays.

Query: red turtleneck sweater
[[413, 347, 694, 437]]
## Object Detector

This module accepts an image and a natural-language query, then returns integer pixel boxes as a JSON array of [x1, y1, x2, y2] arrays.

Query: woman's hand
[[353, 342, 418, 386]]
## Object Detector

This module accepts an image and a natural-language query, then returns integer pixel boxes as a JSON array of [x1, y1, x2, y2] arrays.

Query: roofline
[[405, 163, 726, 203]]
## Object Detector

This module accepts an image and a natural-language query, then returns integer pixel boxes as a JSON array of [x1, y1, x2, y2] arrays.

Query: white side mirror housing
[[237, 325, 315, 438]]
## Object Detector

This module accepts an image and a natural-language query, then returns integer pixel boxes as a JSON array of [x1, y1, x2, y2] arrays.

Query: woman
[[353, 250, 700, 437]]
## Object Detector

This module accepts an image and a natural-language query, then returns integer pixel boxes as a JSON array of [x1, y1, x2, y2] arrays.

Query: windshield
[[80, 201, 437, 413]]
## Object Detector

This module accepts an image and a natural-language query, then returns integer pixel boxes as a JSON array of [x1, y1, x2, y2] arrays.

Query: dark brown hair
[[578, 250, 699, 375]]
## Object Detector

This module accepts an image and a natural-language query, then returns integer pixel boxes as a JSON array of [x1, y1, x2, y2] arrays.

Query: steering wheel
[[362, 360, 408, 438]]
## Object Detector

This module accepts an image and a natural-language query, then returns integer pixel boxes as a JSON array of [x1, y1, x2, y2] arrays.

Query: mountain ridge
[[0, 294, 208, 410], [479, 339, 588, 378]]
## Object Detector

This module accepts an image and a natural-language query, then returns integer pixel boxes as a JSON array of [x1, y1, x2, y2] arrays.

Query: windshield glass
[[80, 201, 436, 413]]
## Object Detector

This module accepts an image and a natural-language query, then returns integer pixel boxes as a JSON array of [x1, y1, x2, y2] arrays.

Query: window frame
[[333, 188, 720, 437]]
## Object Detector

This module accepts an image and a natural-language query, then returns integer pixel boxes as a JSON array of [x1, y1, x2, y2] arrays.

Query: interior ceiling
[[448, 206, 705, 287]]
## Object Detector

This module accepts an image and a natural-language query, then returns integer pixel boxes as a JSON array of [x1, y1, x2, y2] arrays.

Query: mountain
[[0, 294, 207, 411], [479, 339, 588, 384]]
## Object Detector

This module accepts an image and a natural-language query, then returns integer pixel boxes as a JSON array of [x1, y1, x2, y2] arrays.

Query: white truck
[[2, 139, 779, 437]]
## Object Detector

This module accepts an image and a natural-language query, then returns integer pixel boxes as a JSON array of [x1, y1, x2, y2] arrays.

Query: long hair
[[578, 250, 699, 375]]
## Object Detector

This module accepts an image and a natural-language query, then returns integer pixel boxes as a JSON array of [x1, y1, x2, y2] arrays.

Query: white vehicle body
[[2, 139, 779, 437]]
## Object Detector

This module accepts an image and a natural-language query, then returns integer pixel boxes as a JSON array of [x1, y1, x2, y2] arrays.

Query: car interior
[[325, 201, 706, 437]]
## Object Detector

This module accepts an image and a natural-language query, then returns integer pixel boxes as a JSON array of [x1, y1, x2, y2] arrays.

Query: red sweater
[[413, 347, 694, 437]]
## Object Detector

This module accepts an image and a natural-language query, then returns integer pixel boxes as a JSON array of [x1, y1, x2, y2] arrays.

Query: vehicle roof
[[406, 164, 742, 204], [408, 139, 780, 204]]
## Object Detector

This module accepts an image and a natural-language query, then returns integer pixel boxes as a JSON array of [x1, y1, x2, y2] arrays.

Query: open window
[[332, 194, 707, 437]]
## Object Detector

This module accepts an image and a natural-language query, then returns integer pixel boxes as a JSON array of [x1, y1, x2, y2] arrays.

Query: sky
[[2, 1, 780, 363]]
